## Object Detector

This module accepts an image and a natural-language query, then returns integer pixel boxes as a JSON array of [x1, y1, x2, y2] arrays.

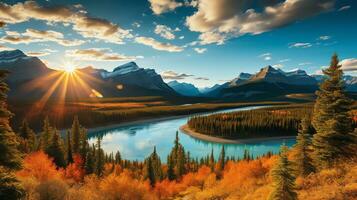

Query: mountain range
[[0, 49, 355, 102], [0, 50, 177, 101]]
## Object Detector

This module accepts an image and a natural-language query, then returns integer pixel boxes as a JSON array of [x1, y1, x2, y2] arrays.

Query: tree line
[[188, 105, 312, 139]]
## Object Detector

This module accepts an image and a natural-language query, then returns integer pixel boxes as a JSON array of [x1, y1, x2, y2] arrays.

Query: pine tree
[[85, 148, 95, 174], [312, 54, 356, 168], [40, 117, 53, 151], [71, 116, 81, 154], [79, 127, 88, 162], [18, 119, 36, 153], [95, 137, 104, 176], [46, 129, 66, 168], [66, 131, 73, 164], [209, 148, 215, 172], [115, 150, 122, 165], [167, 155, 175, 180], [0, 70, 24, 199], [293, 117, 315, 177], [218, 146, 225, 171], [144, 146, 163, 186], [268, 145, 297, 200]]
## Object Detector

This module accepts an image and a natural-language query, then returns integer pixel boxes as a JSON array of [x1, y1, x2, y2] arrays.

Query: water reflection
[[89, 106, 296, 161]]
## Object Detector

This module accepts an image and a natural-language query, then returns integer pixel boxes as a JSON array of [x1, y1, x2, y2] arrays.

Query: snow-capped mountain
[[168, 80, 201, 96], [229, 73, 252, 87], [0, 50, 178, 100]]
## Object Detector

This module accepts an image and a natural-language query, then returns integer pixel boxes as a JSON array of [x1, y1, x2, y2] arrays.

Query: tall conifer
[[0, 70, 24, 199], [312, 54, 356, 168], [269, 145, 297, 200]]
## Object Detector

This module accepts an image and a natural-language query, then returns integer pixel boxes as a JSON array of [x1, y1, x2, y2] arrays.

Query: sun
[[64, 65, 76, 73]]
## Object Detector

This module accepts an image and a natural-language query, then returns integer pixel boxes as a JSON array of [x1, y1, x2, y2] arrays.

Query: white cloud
[[0, 1, 131, 44], [161, 70, 193, 79], [340, 58, 357, 72], [193, 47, 207, 54], [279, 59, 290, 63], [299, 62, 312, 66], [259, 53, 272, 61], [0, 28, 85, 46], [186, 0, 334, 45], [135, 36, 183, 52], [154, 24, 176, 40], [26, 51, 50, 57], [149, 0, 183, 15], [338, 5, 351, 11], [289, 42, 312, 48], [66, 48, 142, 61], [198, 31, 226, 45], [318, 35, 330, 40]]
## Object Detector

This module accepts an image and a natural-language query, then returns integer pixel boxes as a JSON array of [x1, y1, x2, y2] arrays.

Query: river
[[88, 106, 296, 161]]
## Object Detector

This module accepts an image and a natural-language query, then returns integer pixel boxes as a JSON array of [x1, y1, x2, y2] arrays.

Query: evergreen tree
[[115, 150, 122, 165], [79, 127, 88, 162], [66, 131, 73, 164], [71, 115, 81, 154], [312, 54, 356, 168], [209, 148, 215, 172], [167, 132, 186, 180], [293, 117, 315, 177], [144, 146, 163, 186], [40, 116, 53, 151], [46, 129, 66, 168], [0, 166, 24, 200], [268, 145, 297, 200], [95, 137, 104, 176], [166, 155, 175, 180], [0, 70, 24, 199], [18, 119, 36, 153], [85, 148, 95, 174], [218, 146, 226, 171]]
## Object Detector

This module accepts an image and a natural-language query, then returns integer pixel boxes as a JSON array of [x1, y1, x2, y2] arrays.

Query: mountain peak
[[0, 49, 27, 62]]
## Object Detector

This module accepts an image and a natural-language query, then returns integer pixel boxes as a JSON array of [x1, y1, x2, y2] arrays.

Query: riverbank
[[79, 102, 288, 134], [180, 124, 296, 144]]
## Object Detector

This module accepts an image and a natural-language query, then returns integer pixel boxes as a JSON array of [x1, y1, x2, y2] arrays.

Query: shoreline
[[180, 124, 296, 144], [81, 103, 282, 134]]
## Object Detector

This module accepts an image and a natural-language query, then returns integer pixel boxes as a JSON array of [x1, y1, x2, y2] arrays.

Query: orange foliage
[[17, 151, 62, 182], [64, 154, 85, 183]]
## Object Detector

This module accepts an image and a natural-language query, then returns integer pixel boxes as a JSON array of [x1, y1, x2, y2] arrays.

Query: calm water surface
[[89, 106, 296, 161]]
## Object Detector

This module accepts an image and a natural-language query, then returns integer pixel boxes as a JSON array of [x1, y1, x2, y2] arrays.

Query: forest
[[0, 54, 356, 200], [187, 104, 313, 139]]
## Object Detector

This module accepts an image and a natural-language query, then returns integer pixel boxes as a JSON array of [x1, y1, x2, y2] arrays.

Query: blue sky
[[0, 0, 356, 87]]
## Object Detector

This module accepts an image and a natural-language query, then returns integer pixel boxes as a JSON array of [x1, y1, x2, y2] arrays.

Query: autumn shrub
[[17, 151, 62, 182], [35, 179, 68, 200]]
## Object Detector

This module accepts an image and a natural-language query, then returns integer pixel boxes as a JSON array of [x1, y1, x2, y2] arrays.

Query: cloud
[[289, 42, 312, 48], [193, 47, 207, 54], [338, 5, 351, 11], [0, 1, 131, 44], [149, 0, 183, 15], [0, 28, 85, 46], [154, 24, 176, 40], [66, 48, 142, 61], [26, 51, 50, 57], [318, 35, 330, 40], [135, 36, 183, 52], [299, 62, 312, 66], [195, 77, 209, 80], [279, 59, 290, 63], [198, 31, 226, 45], [186, 0, 334, 45], [340, 58, 357, 72], [161, 70, 193, 80], [132, 22, 141, 28], [259, 52, 271, 60]]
